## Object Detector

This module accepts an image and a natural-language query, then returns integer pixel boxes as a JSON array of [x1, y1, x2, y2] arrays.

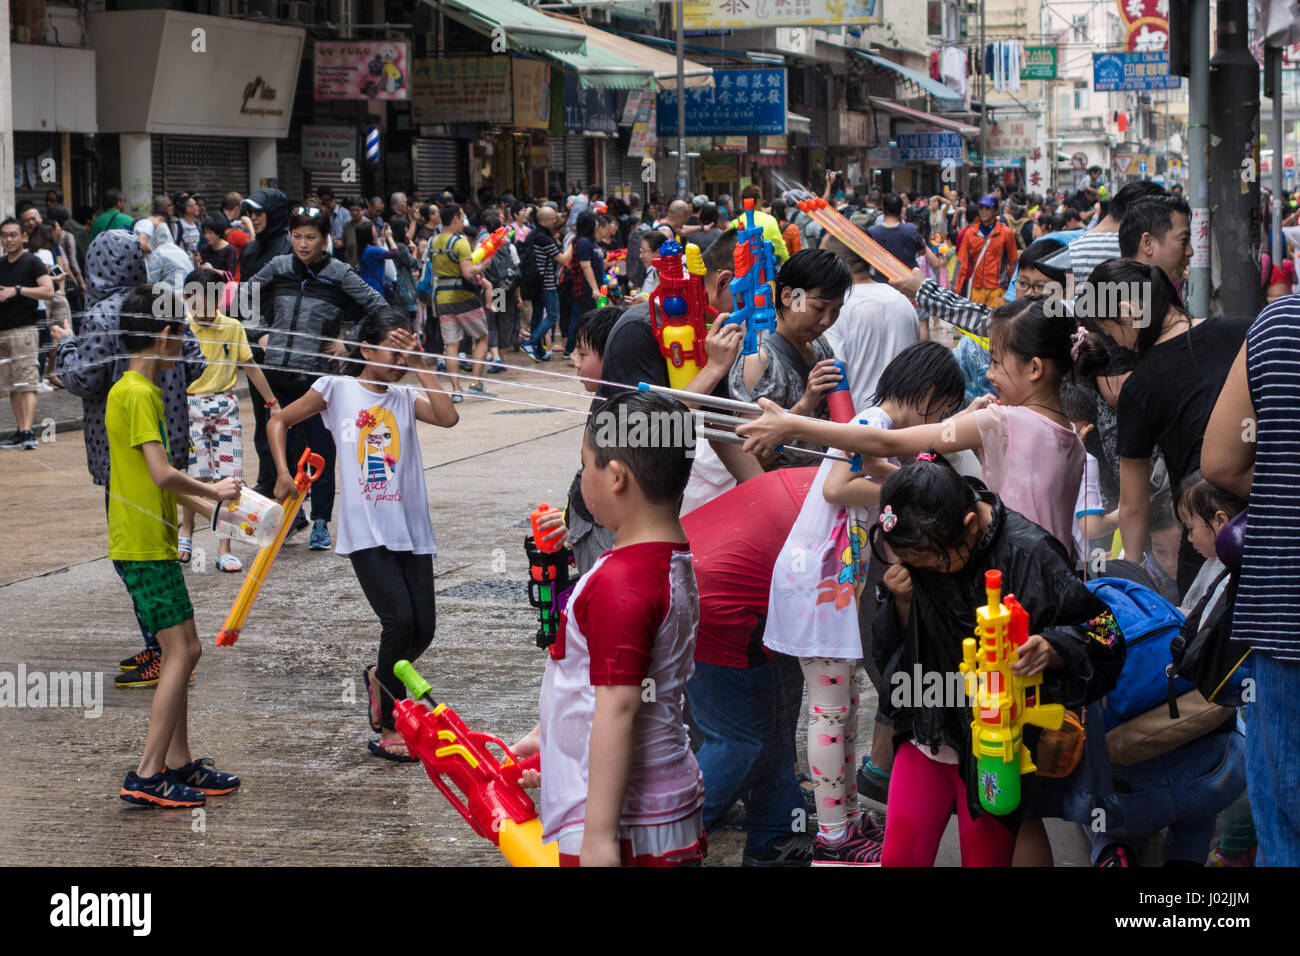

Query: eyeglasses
[[292, 206, 327, 220], [1015, 278, 1056, 295]]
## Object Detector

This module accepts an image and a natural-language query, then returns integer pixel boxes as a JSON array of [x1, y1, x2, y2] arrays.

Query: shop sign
[[411, 58, 512, 125], [657, 69, 786, 137], [315, 41, 409, 101]]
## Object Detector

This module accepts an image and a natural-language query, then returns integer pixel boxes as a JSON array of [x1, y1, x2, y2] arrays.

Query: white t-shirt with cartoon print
[[312, 375, 437, 556]]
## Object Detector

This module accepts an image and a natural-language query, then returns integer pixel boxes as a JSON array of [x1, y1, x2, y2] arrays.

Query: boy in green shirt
[[108, 284, 243, 808]]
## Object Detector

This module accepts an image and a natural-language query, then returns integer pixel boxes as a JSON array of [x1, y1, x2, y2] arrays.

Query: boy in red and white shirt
[[514, 391, 705, 866]]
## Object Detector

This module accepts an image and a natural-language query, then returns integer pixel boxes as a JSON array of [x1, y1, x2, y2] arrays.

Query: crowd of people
[[7, 166, 1297, 869]]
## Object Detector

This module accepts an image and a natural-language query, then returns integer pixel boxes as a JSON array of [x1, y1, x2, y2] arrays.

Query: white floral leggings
[[799, 657, 861, 837]]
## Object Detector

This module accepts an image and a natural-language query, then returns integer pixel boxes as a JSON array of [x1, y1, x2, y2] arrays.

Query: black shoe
[[119, 648, 159, 671], [283, 511, 310, 542], [722, 800, 747, 831], [856, 755, 891, 805], [1095, 842, 1138, 867], [743, 833, 813, 867], [0, 429, 36, 450]]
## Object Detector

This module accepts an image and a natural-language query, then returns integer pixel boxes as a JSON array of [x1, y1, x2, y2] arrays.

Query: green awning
[[856, 51, 965, 110], [544, 41, 657, 89], [432, 0, 587, 53]]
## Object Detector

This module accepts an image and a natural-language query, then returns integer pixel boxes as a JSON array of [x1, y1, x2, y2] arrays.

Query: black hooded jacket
[[872, 488, 1125, 825], [239, 188, 291, 279]]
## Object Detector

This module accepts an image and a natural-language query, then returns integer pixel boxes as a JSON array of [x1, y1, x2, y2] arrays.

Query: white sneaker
[[36, 380, 54, 393]]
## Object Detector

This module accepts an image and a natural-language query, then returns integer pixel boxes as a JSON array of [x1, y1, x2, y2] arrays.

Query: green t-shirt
[[90, 208, 134, 239], [106, 370, 178, 561]]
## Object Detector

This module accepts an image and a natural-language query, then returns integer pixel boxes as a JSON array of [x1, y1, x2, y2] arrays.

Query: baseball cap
[[242, 198, 264, 211], [978, 194, 998, 208]]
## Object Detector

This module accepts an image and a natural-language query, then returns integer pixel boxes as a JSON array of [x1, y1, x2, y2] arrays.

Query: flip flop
[[363, 667, 382, 733], [217, 553, 243, 573], [178, 537, 192, 564], [368, 738, 416, 763]]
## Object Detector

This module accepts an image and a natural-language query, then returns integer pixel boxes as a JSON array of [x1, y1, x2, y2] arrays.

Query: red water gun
[[393, 660, 557, 867], [606, 248, 628, 263], [647, 238, 717, 390], [470, 226, 514, 264]]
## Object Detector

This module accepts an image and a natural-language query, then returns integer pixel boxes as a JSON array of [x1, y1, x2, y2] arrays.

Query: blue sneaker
[[521, 343, 541, 361], [121, 770, 205, 808], [169, 757, 240, 796], [309, 520, 331, 551], [435, 358, 447, 372]]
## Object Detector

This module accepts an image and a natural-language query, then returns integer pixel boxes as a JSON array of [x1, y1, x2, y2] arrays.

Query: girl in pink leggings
[[868, 457, 1124, 866]]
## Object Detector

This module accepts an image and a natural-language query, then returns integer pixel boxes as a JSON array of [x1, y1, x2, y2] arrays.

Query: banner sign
[[411, 58, 512, 125], [314, 41, 409, 101], [1021, 46, 1058, 80], [302, 125, 356, 171], [563, 73, 617, 136], [657, 68, 786, 136], [895, 124, 963, 162], [1093, 51, 1180, 91], [682, 0, 879, 29]]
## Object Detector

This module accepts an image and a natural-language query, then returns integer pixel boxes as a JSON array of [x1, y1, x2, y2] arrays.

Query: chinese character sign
[[657, 69, 786, 137], [411, 58, 513, 125], [315, 41, 409, 101], [683, 0, 879, 28], [894, 124, 964, 162], [1093, 51, 1181, 91], [1115, 0, 1169, 52], [302, 125, 356, 171], [562, 74, 618, 137]]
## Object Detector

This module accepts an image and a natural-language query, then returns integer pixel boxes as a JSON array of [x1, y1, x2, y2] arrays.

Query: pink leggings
[[881, 741, 1017, 867]]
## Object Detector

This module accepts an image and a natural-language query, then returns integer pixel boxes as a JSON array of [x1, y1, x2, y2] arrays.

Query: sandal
[[178, 537, 192, 564], [368, 737, 417, 763], [217, 553, 243, 573], [363, 667, 382, 733]]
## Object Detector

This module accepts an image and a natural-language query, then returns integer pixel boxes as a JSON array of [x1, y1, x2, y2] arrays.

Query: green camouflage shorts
[[116, 560, 194, 634]]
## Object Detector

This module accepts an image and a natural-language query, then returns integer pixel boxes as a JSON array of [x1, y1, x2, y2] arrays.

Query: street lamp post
[[676, 0, 688, 199]]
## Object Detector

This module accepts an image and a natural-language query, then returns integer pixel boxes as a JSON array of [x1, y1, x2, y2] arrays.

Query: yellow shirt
[[730, 209, 791, 262], [432, 232, 475, 306], [106, 370, 178, 561], [187, 313, 254, 395]]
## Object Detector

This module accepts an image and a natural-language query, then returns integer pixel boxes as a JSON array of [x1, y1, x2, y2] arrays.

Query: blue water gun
[[725, 198, 778, 356]]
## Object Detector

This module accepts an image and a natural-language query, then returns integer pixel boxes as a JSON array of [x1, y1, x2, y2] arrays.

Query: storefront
[[88, 10, 304, 212], [9, 42, 98, 212]]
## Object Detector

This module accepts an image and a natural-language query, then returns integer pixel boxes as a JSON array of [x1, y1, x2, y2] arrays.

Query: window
[[1074, 83, 1090, 111], [1072, 15, 1089, 42], [929, 1, 943, 35]]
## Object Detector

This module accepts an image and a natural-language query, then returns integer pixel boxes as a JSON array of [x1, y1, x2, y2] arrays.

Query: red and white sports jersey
[[539, 541, 705, 843]]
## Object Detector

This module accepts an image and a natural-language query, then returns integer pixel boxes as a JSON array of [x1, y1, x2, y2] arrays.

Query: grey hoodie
[[54, 230, 205, 486]]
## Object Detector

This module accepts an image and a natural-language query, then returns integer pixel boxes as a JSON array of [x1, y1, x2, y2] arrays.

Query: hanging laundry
[[1008, 41, 1021, 93], [941, 46, 967, 98], [930, 50, 941, 81]]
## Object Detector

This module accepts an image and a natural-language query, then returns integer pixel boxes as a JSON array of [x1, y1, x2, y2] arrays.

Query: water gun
[[470, 226, 514, 264], [392, 660, 558, 867], [795, 196, 912, 282], [596, 281, 609, 309], [958, 570, 1066, 815], [647, 238, 717, 390], [606, 248, 627, 263], [725, 198, 778, 357], [525, 504, 572, 650], [216, 447, 324, 646], [930, 233, 952, 257]]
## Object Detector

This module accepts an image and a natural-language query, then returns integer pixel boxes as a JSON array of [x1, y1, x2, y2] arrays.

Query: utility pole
[[1268, 45, 1283, 272], [1186, 0, 1210, 318], [1208, 0, 1260, 317], [979, 0, 987, 194], [676, 0, 688, 200]]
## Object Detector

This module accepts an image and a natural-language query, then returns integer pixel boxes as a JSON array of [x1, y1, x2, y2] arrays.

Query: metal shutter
[[276, 154, 304, 206], [621, 151, 647, 201], [564, 135, 589, 189], [150, 135, 250, 202], [12, 131, 60, 208], [604, 137, 622, 196], [414, 138, 466, 198], [306, 166, 360, 202]]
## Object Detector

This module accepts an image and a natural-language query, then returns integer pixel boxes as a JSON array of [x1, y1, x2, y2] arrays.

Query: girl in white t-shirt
[[269, 308, 458, 761], [765, 342, 966, 866]]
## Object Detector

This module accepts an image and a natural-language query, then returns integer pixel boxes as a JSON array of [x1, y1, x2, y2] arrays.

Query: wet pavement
[[0, 357, 1090, 866]]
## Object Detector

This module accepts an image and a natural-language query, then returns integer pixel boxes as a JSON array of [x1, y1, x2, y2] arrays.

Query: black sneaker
[[120, 770, 205, 808], [119, 648, 158, 671], [168, 757, 240, 795], [19, 430, 37, 450], [115, 652, 161, 688], [812, 827, 883, 866], [0, 430, 35, 450], [1096, 842, 1138, 867], [856, 755, 891, 805], [743, 833, 813, 867], [283, 511, 310, 543]]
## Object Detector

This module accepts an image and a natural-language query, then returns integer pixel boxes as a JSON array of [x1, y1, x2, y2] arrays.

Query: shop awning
[[868, 97, 979, 137], [433, 0, 587, 53], [856, 52, 964, 110], [542, 12, 713, 89], [788, 111, 811, 134], [543, 41, 657, 89]]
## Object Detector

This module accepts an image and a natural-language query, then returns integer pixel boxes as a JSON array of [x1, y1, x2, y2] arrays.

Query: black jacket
[[239, 188, 292, 279], [872, 489, 1125, 824], [247, 253, 386, 376]]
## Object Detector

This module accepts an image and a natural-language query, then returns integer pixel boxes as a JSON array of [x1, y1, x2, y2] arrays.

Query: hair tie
[[915, 451, 937, 463], [1070, 325, 1088, 362], [880, 505, 898, 533]]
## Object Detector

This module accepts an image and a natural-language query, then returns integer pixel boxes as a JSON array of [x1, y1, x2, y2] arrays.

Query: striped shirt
[[1067, 230, 1121, 288], [915, 278, 990, 336], [1235, 298, 1300, 660]]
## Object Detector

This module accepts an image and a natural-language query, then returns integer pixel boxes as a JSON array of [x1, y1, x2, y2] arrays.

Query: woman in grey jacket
[[244, 206, 387, 551]]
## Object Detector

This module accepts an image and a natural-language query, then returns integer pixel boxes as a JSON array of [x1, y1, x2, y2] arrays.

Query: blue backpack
[[1085, 577, 1194, 731]]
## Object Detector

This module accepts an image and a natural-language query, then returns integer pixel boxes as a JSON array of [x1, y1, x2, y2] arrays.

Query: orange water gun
[[393, 660, 558, 867], [215, 447, 323, 646], [470, 226, 514, 264]]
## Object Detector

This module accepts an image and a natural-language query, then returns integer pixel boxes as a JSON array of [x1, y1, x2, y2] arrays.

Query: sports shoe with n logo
[[115, 651, 161, 688], [168, 758, 240, 796], [119, 648, 158, 671], [121, 770, 206, 808]]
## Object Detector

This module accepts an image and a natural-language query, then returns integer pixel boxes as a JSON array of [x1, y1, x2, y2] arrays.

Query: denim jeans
[[1089, 720, 1246, 863], [526, 290, 560, 351], [268, 374, 336, 523], [565, 293, 596, 355], [687, 658, 803, 855], [1245, 654, 1300, 865]]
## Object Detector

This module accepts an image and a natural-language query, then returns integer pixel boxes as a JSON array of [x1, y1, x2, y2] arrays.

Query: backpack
[[1086, 576, 1235, 764], [517, 229, 545, 300], [1167, 568, 1253, 713], [485, 240, 520, 297]]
